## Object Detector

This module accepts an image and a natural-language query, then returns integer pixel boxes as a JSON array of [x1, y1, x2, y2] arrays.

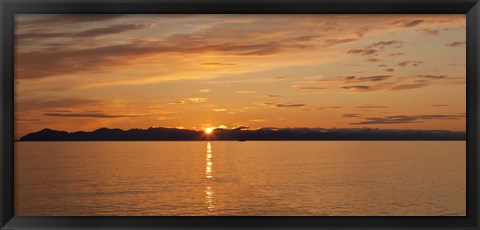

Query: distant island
[[18, 127, 466, 141]]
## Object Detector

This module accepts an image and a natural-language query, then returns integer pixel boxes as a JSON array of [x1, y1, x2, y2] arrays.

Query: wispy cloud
[[18, 97, 102, 111], [342, 113, 362, 118], [347, 48, 377, 56], [17, 37, 315, 79], [170, 97, 207, 104], [44, 112, 139, 118], [317, 106, 342, 110], [323, 38, 358, 46], [341, 85, 371, 90], [398, 61, 423, 67], [367, 40, 404, 49], [187, 97, 207, 103], [262, 102, 305, 108], [390, 82, 429, 91], [212, 109, 226, 112], [446, 41, 466, 47], [347, 40, 403, 57], [391, 19, 425, 28], [357, 105, 389, 109], [19, 14, 125, 27], [418, 28, 441, 36], [350, 114, 464, 125], [18, 24, 146, 41], [294, 86, 326, 90], [417, 74, 448, 79], [201, 62, 237, 67], [317, 75, 393, 83]]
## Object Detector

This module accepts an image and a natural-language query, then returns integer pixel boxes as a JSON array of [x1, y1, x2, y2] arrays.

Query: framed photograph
[[1, 0, 479, 229]]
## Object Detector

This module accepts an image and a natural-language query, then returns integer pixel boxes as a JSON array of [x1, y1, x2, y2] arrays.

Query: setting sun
[[205, 127, 214, 134]]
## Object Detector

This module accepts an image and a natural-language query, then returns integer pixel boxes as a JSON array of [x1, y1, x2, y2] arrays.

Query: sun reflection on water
[[205, 142, 215, 214], [206, 142, 213, 179]]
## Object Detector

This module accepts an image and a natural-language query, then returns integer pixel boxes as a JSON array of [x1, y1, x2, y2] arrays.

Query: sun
[[204, 127, 214, 134]]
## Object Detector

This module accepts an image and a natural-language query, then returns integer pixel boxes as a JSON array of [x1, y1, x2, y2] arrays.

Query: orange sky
[[14, 14, 466, 139]]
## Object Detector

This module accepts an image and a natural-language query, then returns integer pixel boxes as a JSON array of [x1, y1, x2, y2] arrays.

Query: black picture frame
[[1, 0, 479, 229]]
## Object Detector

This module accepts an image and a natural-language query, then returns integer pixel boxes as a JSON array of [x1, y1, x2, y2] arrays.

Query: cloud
[[318, 75, 393, 83], [262, 102, 305, 108], [296, 75, 393, 92], [431, 104, 449, 107], [350, 114, 464, 125], [341, 82, 398, 92], [342, 114, 361, 118], [284, 35, 322, 42], [199, 89, 210, 93], [367, 58, 383, 62], [212, 109, 226, 112], [266, 95, 283, 98], [347, 48, 377, 56], [274, 76, 287, 80], [187, 97, 207, 103], [348, 40, 403, 57], [317, 106, 341, 110], [323, 38, 358, 46], [354, 27, 370, 37], [235, 91, 256, 94], [201, 62, 237, 67], [352, 75, 392, 82], [18, 14, 125, 27], [338, 74, 456, 92], [44, 112, 139, 118], [169, 100, 186, 105], [385, 68, 395, 72], [390, 82, 429, 91], [295, 86, 326, 90], [17, 97, 101, 111], [17, 37, 314, 79], [169, 97, 207, 104], [76, 24, 146, 37], [357, 105, 388, 109], [232, 125, 250, 130], [418, 28, 441, 36], [341, 85, 370, 90], [446, 41, 466, 47], [391, 19, 425, 28], [398, 61, 423, 67], [18, 24, 146, 41], [367, 40, 404, 49], [417, 74, 448, 79], [16, 32, 67, 40]]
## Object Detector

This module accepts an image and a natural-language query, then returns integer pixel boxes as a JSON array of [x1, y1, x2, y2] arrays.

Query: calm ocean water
[[15, 141, 465, 216]]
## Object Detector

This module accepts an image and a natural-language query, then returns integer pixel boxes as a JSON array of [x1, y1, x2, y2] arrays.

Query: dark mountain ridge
[[18, 127, 466, 141]]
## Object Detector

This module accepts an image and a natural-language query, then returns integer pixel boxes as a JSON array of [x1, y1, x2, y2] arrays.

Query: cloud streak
[[262, 102, 305, 108], [446, 41, 466, 47], [350, 114, 464, 125], [44, 112, 139, 118], [17, 24, 146, 40]]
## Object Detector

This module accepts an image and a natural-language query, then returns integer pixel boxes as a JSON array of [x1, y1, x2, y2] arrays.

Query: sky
[[14, 14, 466, 139]]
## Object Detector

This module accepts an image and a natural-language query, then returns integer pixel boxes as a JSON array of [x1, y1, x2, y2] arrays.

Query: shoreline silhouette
[[18, 127, 466, 141]]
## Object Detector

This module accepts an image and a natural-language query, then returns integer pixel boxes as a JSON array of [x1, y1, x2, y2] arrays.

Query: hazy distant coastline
[[18, 127, 466, 141]]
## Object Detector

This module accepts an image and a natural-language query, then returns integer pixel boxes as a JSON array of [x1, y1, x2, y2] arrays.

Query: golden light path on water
[[14, 141, 466, 216], [205, 142, 215, 214]]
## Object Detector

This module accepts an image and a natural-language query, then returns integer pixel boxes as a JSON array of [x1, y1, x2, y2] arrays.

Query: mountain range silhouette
[[18, 127, 466, 141]]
